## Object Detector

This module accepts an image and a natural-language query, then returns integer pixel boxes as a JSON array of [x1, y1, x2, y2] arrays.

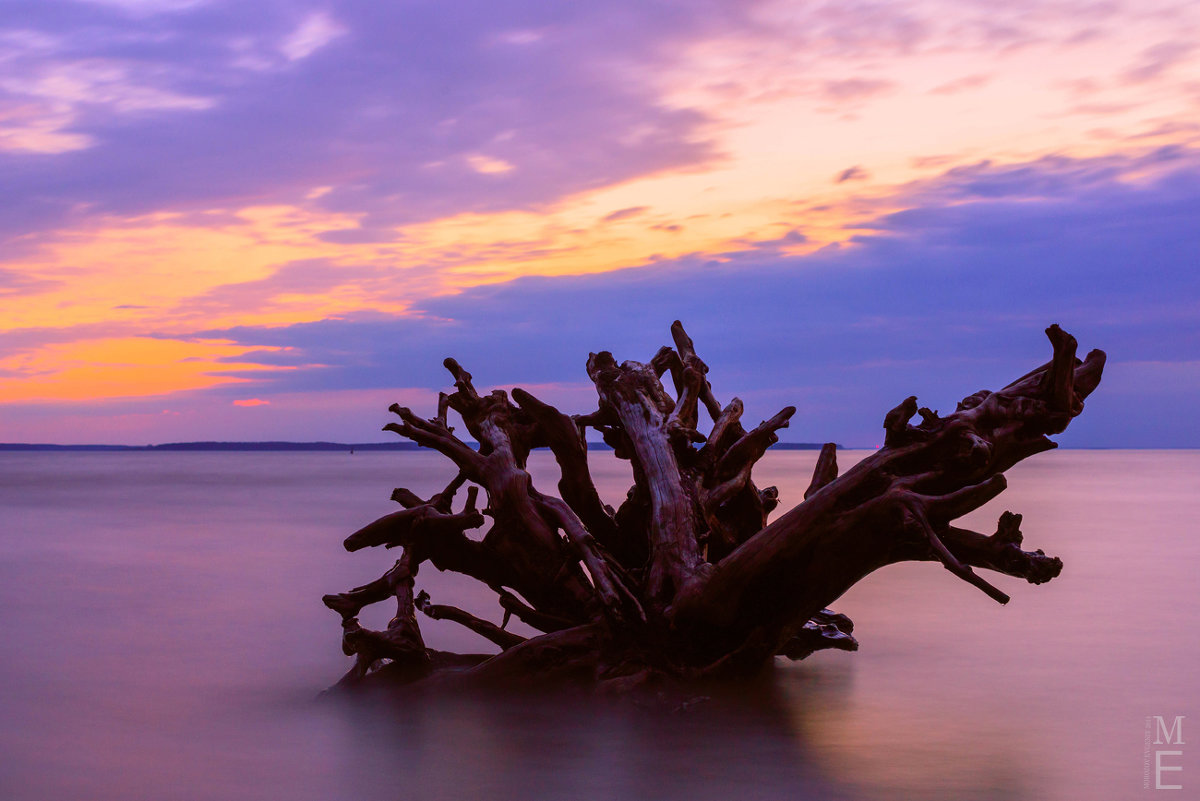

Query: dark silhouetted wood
[[324, 322, 1104, 690]]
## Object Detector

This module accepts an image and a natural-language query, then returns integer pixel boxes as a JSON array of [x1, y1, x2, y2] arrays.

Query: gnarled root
[[323, 322, 1103, 689]]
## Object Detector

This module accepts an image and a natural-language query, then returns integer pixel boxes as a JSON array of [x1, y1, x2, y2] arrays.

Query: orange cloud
[[4, 0, 1200, 415], [0, 337, 284, 402]]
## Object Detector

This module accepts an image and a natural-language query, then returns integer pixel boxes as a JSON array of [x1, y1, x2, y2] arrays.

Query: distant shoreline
[[0, 442, 1187, 452], [0, 441, 838, 452]]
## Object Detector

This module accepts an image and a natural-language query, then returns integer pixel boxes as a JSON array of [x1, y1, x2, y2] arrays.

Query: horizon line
[[0, 441, 1192, 452], [0, 440, 836, 451]]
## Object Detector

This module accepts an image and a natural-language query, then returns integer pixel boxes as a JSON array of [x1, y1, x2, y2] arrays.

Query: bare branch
[[416, 590, 525, 650], [804, 443, 838, 499], [539, 495, 646, 624], [902, 498, 1010, 604]]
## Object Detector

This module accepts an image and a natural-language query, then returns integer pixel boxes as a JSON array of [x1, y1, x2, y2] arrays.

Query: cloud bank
[[177, 151, 1200, 447]]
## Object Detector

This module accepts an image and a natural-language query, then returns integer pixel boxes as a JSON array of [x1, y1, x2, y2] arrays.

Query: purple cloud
[[3, 0, 1156, 249], [835, 165, 869, 183], [182, 258, 387, 317], [820, 78, 895, 102], [0, 268, 57, 296], [0, 1, 749, 241], [602, 206, 650, 223], [177, 151, 1200, 447], [929, 74, 991, 95], [1123, 40, 1195, 84]]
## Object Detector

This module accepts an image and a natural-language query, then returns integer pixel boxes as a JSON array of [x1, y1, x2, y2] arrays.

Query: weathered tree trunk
[[323, 322, 1104, 691]]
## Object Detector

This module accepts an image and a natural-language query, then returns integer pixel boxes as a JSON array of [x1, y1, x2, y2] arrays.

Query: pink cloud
[[232, 398, 269, 407], [820, 78, 895, 102]]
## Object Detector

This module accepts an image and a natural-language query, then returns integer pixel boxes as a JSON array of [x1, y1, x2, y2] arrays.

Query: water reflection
[[777, 664, 1038, 800], [0, 450, 1195, 801], [322, 669, 864, 801], [311, 657, 1039, 801]]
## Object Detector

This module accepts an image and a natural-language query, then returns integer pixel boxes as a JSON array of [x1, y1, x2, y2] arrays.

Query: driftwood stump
[[323, 322, 1104, 691]]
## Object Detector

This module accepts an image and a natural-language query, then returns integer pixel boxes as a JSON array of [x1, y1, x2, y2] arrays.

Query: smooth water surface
[[1, 450, 1196, 800]]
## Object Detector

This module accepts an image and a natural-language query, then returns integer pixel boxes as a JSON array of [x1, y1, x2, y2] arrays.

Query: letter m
[[1155, 716, 1186, 745]]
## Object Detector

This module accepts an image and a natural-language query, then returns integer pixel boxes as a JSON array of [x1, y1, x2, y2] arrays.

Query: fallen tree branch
[[324, 321, 1104, 689]]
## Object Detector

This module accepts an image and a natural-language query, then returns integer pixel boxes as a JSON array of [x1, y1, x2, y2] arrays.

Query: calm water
[[0, 449, 1196, 800]]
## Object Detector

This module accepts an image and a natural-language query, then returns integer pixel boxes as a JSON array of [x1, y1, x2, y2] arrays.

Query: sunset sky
[[1, 0, 1197, 446]]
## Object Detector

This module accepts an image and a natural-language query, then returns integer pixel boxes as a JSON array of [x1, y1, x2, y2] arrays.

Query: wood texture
[[324, 323, 1104, 689]]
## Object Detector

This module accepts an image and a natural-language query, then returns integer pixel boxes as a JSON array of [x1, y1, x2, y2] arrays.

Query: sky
[[1, 0, 1197, 447]]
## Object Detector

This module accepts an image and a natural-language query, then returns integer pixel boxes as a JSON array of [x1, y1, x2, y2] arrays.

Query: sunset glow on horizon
[[2, 0, 1198, 445]]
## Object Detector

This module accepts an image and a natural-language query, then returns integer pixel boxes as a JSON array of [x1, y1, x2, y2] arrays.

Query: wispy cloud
[[602, 206, 649, 223], [821, 78, 895, 102], [0, 1, 728, 241], [280, 12, 345, 62], [1122, 40, 1194, 84], [929, 74, 991, 95], [2, 0, 1199, 444], [835, 165, 870, 183], [172, 150, 1200, 446]]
